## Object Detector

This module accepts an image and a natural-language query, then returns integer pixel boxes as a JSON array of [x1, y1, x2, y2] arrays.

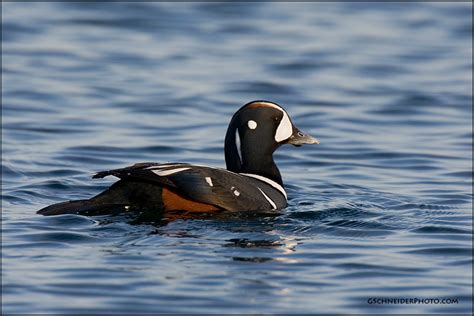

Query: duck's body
[[37, 101, 318, 216]]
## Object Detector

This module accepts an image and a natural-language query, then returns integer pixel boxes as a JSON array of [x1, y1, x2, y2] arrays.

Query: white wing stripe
[[152, 167, 191, 176], [146, 164, 184, 170], [240, 173, 287, 200], [258, 187, 277, 210]]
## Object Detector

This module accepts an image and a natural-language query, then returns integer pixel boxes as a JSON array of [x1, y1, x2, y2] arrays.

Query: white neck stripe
[[258, 187, 277, 210], [240, 173, 287, 200], [235, 129, 242, 164]]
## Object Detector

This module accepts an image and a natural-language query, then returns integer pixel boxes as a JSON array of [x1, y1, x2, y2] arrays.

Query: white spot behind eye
[[247, 120, 257, 130], [275, 112, 292, 142]]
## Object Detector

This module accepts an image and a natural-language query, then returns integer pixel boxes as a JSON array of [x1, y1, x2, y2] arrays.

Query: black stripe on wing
[[92, 162, 162, 179]]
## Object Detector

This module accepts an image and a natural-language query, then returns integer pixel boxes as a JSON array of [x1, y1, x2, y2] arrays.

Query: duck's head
[[224, 100, 319, 185]]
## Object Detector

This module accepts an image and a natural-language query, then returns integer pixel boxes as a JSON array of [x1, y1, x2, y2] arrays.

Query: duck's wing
[[92, 162, 179, 187], [93, 163, 279, 211]]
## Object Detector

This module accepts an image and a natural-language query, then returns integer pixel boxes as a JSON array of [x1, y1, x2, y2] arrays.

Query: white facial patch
[[275, 111, 292, 142], [152, 167, 190, 176], [247, 120, 257, 130], [251, 102, 293, 143], [205, 176, 213, 187]]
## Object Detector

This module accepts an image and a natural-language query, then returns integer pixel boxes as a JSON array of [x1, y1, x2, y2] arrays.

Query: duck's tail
[[37, 180, 131, 216], [36, 180, 164, 216], [36, 200, 127, 216]]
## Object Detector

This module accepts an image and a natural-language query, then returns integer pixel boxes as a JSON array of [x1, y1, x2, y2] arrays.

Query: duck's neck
[[240, 154, 283, 186], [224, 127, 283, 186]]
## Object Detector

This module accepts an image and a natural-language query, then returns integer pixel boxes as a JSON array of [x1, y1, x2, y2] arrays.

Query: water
[[2, 2, 472, 314]]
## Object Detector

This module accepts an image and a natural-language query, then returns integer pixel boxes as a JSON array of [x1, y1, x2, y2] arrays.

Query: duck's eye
[[273, 116, 280, 121]]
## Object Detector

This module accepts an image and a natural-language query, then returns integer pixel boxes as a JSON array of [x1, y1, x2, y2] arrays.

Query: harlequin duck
[[37, 100, 319, 216]]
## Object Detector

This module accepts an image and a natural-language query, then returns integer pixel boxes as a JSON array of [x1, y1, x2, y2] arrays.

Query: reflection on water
[[2, 2, 472, 314]]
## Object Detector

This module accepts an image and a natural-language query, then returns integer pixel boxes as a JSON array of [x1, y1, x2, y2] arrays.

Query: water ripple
[[2, 1, 472, 314]]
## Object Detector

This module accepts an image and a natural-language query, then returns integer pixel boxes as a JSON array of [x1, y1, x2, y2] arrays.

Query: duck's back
[[37, 162, 287, 216]]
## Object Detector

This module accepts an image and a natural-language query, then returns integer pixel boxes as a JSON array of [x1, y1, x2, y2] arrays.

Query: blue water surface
[[2, 2, 472, 314]]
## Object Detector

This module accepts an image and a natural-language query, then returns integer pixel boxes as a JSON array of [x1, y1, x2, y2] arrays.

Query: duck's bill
[[286, 128, 320, 146]]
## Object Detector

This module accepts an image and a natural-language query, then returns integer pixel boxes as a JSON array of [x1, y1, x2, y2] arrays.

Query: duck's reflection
[[103, 208, 282, 226], [95, 208, 301, 264]]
